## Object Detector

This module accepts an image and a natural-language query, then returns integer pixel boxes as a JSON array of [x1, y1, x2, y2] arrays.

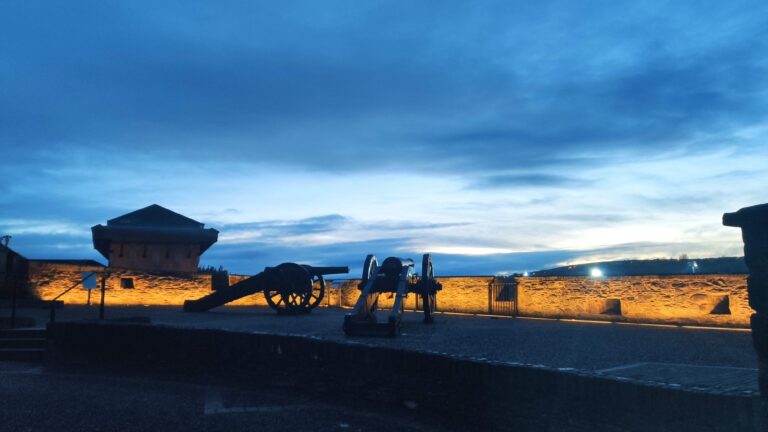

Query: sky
[[1, 1, 767, 276]]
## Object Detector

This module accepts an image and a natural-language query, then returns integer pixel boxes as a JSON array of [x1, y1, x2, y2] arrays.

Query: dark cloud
[[2, 1, 765, 175], [218, 215, 470, 241], [221, 214, 349, 237], [201, 236, 582, 277], [1, 1, 764, 273], [468, 173, 591, 189], [202, 237, 411, 276]]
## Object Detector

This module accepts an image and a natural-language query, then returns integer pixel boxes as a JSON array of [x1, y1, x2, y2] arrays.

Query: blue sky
[[1, 1, 767, 276]]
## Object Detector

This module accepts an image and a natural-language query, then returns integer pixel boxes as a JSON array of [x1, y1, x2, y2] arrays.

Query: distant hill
[[529, 257, 747, 277]]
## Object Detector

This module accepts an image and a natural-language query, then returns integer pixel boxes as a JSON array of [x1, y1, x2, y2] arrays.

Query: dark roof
[[91, 205, 218, 259], [29, 259, 105, 267], [107, 204, 204, 228]]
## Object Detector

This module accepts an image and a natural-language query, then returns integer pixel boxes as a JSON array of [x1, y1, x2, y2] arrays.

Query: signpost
[[82, 272, 97, 306], [50, 271, 103, 323]]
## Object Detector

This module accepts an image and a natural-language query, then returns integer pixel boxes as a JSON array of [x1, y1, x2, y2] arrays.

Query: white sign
[[82, 272, 98, 290]]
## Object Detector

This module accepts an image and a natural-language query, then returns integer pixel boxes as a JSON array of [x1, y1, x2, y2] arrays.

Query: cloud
[[468, 173, 591, 189], [1, 1, 765, 274], [2, 1, 766, 175]]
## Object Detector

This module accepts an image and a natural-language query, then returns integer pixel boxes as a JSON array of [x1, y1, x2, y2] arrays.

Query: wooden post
[[9, 256, 20, 329], [10, 275, 17, 328], [99, 274, 106, 320]]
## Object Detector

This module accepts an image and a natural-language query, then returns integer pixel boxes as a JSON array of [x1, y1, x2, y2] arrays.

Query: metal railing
[[488, 280, 518, 316]]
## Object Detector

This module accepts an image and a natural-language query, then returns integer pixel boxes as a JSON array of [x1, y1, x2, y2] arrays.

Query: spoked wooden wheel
[[305, 275, 325, 310], [263, 262, 313, 313], [421, 254, 436, 322], [361, 254, 379, 282], [422, 253, 434, 281]]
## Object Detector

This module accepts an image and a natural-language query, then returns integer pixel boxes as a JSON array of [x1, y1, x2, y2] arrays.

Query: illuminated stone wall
[[334, 275, 750, 326], [29, 262, 213, 306], [28, 262, 751, 327], [325, 277, 493, 313], [516, 275, 751, 327], [29, 263, 275, 307]]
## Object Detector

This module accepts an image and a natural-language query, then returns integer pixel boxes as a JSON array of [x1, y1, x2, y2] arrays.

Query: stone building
[[91, 204, 218, 274]]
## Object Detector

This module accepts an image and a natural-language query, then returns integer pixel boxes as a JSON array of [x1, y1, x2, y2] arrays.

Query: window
[[120, 278, 134, 289]]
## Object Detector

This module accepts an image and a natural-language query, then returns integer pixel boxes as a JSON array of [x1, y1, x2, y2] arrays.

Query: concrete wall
[[28, 262, 752, 327]]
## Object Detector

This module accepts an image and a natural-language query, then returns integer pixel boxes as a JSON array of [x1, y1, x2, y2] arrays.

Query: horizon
[[2, 1, 766, 276]]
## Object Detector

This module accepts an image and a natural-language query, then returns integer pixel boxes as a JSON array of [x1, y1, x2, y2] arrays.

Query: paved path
[[10, 304, 760, 394]]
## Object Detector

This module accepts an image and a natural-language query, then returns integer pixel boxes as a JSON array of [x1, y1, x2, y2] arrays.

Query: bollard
[[723, 203, 768, 407]]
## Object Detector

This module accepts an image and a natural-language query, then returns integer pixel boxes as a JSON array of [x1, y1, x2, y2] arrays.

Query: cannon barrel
[[380, 257, 414, 277], [723, 203, 768, 228], [306, 265, 350, 276], [723, 211, 742, 227]]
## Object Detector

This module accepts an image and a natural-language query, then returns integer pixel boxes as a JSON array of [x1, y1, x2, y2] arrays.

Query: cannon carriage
[[184, 263, 349, 314], [344, 254, 442, 336]]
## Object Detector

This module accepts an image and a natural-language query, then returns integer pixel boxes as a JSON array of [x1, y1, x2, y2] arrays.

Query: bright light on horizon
[[590, 268, 604, 278]]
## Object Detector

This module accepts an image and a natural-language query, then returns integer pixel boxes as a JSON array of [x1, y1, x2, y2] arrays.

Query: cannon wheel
[[421, 254, 436, 323], [362, 255, 378, 282], [263, 263, 313, 313], [305, 273, 325, 310]]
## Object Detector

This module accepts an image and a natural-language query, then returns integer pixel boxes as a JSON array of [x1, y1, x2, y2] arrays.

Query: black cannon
[[343, 254, 442, 336], [184, 263, 349, 314]]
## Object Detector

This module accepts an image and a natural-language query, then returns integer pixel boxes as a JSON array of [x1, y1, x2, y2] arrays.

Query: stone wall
[[516, 275, 751, 327], [27, 262, 752, 327], [333, 275, 750, 327], [321, 277, 493, 314], [28, 263, 276, 307], [29, 262, 214, 306]]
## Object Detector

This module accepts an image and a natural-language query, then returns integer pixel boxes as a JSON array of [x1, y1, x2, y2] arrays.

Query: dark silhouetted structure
[[0, 244, 28, 298], [91, 204, 218, 273], [344, 254, 442, 336], [723, 203, 768, 407], [183, 263, 348, 314]]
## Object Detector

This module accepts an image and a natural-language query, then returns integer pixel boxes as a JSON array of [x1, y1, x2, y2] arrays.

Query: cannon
[[184, 263, 349, 314], [343, 254, 442, 336]]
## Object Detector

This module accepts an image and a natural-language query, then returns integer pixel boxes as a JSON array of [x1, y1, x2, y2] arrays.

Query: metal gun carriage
[[344, 253, 442, 336]]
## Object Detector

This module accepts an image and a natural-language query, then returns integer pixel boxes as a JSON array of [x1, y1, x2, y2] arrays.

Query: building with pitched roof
[[91, 204, 218, 273]]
